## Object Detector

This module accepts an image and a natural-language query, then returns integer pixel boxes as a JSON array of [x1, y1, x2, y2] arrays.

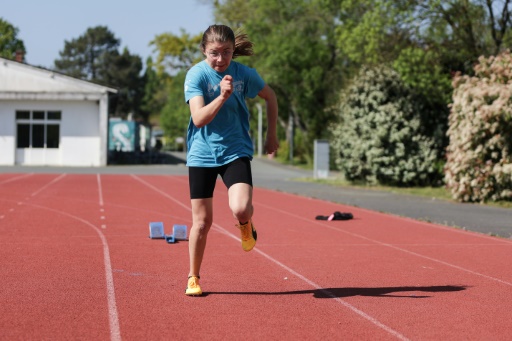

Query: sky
[[1, 0, 214, 69]]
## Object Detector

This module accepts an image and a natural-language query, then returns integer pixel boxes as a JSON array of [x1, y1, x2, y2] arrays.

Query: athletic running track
[[1, 173, 511, 340]]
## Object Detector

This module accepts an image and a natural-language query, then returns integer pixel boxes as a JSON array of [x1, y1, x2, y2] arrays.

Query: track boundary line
[[17, 200, 122, 341], [0, 173, 34, 185], [8, 174, 122, 341], [265, 189, 512, 244], [131, 174, 410, 340], [97, 174, 104, 207], [214, 225, 410, 340], [130, 174, 190, 210], [255, 201, 512, 287], [30, 174, 66, 197]]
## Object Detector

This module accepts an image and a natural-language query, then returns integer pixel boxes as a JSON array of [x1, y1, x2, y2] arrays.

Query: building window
[[16, 110, 61, 149]]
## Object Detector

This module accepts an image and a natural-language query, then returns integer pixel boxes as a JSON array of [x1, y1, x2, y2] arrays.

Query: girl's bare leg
[[228, 183, 253, 223], [188, 198, 213, 277]]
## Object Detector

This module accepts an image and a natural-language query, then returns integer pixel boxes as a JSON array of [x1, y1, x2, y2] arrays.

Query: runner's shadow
[[205, 285, 467, 298]]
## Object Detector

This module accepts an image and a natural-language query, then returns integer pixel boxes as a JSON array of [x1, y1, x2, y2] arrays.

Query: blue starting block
[[149, 222, 165, 239], [173, 224, 188, 241], [149, 222, 188, 244]]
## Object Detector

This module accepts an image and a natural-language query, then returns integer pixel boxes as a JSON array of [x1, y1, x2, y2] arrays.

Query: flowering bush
[[330, 65, 440, 186], [445, 51, 512, 202]]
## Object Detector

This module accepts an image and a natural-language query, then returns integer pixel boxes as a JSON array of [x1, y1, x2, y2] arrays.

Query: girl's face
[[204, 41, 234, 73]]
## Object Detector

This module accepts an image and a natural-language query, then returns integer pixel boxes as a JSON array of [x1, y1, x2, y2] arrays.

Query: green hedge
[[330, 65, 440, 186]]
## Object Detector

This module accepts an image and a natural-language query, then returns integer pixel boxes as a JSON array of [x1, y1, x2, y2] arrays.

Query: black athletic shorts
[[189, 157, 253, 199]]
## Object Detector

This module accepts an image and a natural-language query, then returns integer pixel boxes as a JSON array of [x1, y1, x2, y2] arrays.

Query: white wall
[[60, 101, 102, 166], [0, 100, 102, 166], [0, 103, 17, 165]]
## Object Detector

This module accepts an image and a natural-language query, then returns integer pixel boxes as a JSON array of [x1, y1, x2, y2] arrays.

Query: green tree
[[54, 26, 120, 80], [160, 70, 190, 142], [212, 0, 251, 28], [149, 30, 203, 138], [422, 0, 512, 58], [328, 0, 512, 159], [0, 18, 26, 61], [333, 1, 512, 71], [395, 1, 512, 156], [393, 47, 452, 155], [150, 29, 203, 75], [54, 26, 146, 120], [141, 57, 169, 124], [211, 0, 344, 162], [334, 0, 418, 67], [101, 47, 146, 119], [198, 0, 512, 168]]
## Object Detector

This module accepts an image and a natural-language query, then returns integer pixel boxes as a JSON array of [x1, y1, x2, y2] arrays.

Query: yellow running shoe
[[236, 220, 257, 252], [185, 276, 202, 296]]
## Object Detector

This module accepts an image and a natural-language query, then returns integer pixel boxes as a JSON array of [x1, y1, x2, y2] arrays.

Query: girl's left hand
[[264, 134, 279, 154]]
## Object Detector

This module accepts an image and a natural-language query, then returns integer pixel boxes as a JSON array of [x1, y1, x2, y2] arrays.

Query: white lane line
[[256, 201, 512, 287], [31, 174, 66, 197], [97, 175, 107, 229], [268, 189, 512, 245], [130, 175, 190, 210], [97, 174, 104, 207], [131, 174, 409, 340], [132, 176, 512, 287], [22, 201, 121, 341], [9, 172, 119, 339], [215, 224, 410, 340], [0, 173, 34, 185]]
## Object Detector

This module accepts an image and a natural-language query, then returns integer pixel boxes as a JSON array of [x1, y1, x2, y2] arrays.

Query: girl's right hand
[[220, 75, 233, 100]]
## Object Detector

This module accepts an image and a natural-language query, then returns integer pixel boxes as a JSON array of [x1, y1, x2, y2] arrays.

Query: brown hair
[[201, 25, 254, 59]]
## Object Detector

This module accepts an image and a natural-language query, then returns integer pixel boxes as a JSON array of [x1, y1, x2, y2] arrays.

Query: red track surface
[[1, 173, 511, 340]]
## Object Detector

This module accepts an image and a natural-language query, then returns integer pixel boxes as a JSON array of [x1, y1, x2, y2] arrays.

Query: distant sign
[[109, 121, 135, 152]]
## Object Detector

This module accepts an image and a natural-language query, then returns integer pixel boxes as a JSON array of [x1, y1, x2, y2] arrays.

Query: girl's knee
[[231, 203, 253, 222], [192, 221, 212, 234]]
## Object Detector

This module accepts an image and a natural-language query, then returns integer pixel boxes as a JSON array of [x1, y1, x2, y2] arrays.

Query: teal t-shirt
[[184, 60, 265, 167]]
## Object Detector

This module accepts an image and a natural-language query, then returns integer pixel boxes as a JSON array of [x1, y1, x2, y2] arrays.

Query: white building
[[0, 57, 116, 166]]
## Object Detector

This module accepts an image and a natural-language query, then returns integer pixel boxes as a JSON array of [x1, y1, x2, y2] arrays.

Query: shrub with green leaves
[[445, 51, 512, 202], [330, 65, 440, 186]]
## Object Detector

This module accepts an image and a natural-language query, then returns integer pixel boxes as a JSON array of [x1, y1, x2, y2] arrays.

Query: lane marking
[[215, 224, 409, 340], [97, 174, 107, 229], [97, 174, 104, 207], [266, 189, 512, 244], [31, 174, 66, 197], [3, 173, 120, 340], [130, 175, 190, 211], [131, 174, 409, 340], [0, 173, 34, 185], [20, 201, 121, 341], [256, 202, 512, 287]]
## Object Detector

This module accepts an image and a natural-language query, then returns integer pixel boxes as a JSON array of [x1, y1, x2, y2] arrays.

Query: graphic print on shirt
[[206, 82, 220, 98], [233, 80, 243, 92], [206, 80, 244, 99]]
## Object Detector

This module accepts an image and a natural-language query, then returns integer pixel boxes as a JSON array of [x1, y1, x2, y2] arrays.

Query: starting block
[[173, 224, 188, 241], [149, 222, 165, 239], [149, 222, 188, 244]]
